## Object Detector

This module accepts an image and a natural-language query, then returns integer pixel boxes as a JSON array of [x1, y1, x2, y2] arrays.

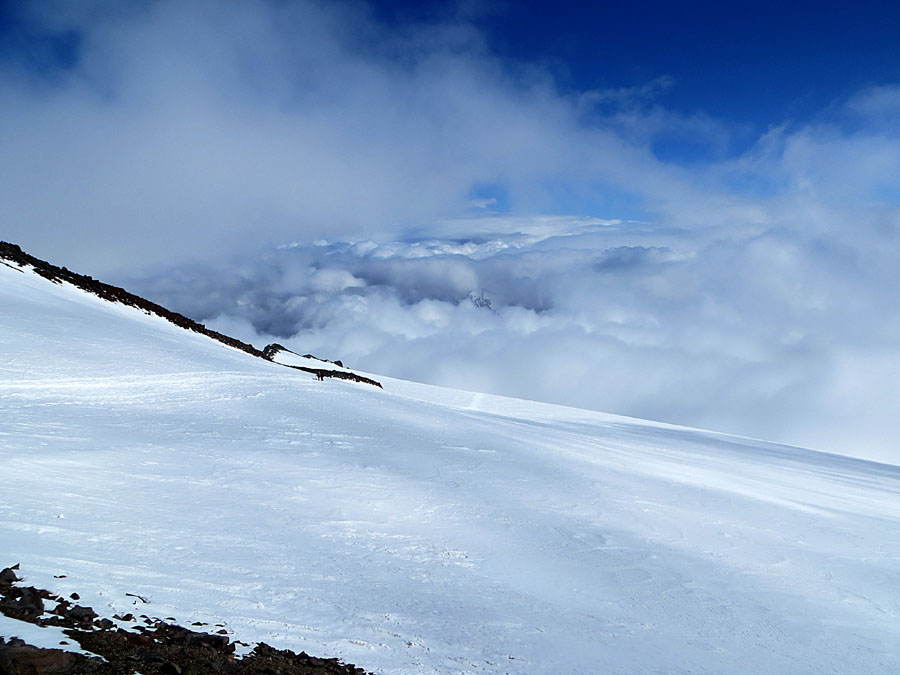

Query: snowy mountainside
[[1, 253, 900, 674], [0, 241, 380, 388], [262, 343, 382, 388], [263, 343, 352, 372]]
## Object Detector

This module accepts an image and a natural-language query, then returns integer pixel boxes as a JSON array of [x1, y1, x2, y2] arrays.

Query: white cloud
[[0, 0, 717, 273], [129, 179, 900, 464], [3, 1, 900, 463]]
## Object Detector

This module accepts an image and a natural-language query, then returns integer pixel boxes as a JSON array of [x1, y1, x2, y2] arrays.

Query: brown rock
[[68, 605, 98, 623], [0, 567, 20, 585], [0, 638, 82, 675]]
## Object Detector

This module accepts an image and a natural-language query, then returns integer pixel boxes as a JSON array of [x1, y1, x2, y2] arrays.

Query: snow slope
[[1, 258, 899, 674], [266, 345, 355, 374]]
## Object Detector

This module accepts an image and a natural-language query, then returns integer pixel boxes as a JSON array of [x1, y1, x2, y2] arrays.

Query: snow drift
[[1, 245, 899, 674]]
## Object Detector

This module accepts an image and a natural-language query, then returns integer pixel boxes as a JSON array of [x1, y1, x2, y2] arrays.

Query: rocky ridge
[[0, 242, 381, 388], [261, 344, 383, 389], [0, 565, 371, 675]]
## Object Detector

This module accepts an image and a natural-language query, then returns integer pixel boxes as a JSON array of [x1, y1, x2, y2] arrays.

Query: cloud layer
[[1, 0, 664, 270], [130, 188, 900, 464], [3, 1, 900, 463]]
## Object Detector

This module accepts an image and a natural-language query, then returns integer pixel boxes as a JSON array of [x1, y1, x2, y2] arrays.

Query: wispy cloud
[[0, 0, 732, 271]]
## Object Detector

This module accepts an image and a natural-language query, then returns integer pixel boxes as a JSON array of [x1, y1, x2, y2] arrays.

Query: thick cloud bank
[[1, 0, 671, 271], [3, 1, 900, 463], [129, 200, 900, 464]]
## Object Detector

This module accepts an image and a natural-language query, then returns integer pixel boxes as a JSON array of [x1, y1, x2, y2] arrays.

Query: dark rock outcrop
[[0, 566, 371, 675], [0, 567, 20, 586], [0, 242, 264, 359], [0, 638, 80, 675], [262, 344, 382, 389], [1, 242, 383, 389], [0, 575, 53, 623], [263, 344, 344, 369]]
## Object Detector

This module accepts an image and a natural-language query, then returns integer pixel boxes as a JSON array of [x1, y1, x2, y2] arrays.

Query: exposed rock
[[261, 343, 382, 388], [292, 366, 383, 388], [0, 241, 264, 360], [0, 586, 44, 621], [67, 605, 99, 625], [0, 242, 383, 390], [0, 638, 81, 675], [0, 567, 20, 586], [262, 343, 287, 360], [0, 565, 373, 674]]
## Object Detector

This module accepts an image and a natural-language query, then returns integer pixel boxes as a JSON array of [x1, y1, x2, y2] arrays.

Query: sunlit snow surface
[[1, 260, 899, 674]]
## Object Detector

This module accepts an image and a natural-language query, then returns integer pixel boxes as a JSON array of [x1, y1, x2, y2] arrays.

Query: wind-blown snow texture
[[1, 260, 899, 674]]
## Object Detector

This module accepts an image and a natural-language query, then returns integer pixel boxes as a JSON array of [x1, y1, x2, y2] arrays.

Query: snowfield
[[1, 259, 900, 674], [266, 344, 356, 374]]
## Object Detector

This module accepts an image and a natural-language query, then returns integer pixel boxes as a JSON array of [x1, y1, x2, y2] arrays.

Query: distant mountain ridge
[[0, 241, 380, 388]]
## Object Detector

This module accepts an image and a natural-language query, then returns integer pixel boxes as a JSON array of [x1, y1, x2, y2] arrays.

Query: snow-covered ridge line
[[0, 241, 263, 359], [262, 344, 383, 389], [0, 241, 381, 388]]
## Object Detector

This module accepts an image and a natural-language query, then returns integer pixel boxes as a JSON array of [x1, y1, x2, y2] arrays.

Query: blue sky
[[3, 0, 896, 221], [4, 1, 900, 156], [1, 0, 900, 462], [370, 1, 900, 131]]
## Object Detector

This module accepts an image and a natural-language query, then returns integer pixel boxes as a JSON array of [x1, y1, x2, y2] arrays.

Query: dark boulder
[[0, 586, 44, 621], [0, 638, 81, 675], [67, 605, 99, 624], [0, 567, 20, 586]]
